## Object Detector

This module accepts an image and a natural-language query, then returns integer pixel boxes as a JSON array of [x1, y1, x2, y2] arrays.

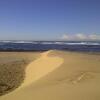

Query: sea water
[[0, 41, 100, 52]]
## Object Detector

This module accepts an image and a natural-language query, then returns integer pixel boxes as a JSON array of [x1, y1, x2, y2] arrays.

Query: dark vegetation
[[0, 59, 27, 96]]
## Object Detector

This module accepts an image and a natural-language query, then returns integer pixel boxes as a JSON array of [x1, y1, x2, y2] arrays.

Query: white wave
[[12, 41, 32, 43], [54, 42, 64, 44], [86, 43, 100, 45], [41, 42, 100, 45], [64, 42, 87, 45], [41, 42, 54, 44], [0, 40, 12, 43], [0, 41, 100, 45], [0, 40, 38, 44]]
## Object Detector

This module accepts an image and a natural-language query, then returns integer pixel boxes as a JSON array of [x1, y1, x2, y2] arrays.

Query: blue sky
[[0, 0, 100, 40]]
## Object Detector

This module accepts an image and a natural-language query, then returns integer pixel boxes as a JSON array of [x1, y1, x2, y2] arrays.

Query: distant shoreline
[[0, 50, 100, 53]]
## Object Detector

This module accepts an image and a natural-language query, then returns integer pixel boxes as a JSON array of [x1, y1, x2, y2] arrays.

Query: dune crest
[[22, 50, 64, 87]]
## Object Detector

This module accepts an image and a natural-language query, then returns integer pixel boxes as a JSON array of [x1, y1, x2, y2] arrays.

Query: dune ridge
[[0, 50, 63, 97], [22, 50, 64, 87]]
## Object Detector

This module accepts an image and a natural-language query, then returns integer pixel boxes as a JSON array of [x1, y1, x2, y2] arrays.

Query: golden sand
[[0, 50, 100, 100], [22, 50, 63, 87]]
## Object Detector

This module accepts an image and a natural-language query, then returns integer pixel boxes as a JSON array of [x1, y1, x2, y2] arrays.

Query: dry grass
[[0, 52, 40, 96]]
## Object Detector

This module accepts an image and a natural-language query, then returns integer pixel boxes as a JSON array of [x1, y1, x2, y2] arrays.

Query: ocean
[[0, 40, 100, 52]]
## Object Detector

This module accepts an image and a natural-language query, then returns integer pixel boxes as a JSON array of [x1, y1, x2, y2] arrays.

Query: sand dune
[[22, 50, 63, 87], [0, 50, 100, 100]]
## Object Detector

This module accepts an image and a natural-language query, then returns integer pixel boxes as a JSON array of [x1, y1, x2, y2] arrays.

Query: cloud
[[88, 34, 100, 40], [75, 34, 87, 40], [61, 34, 70, 40], [60, 33, 100, 41]]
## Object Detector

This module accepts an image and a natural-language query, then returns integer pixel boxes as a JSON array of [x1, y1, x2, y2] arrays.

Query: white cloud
[[88, 34, 100, 40], [75, 33, 87, 40], [61, 34, 70, 40], [60, 33, 100, 41]]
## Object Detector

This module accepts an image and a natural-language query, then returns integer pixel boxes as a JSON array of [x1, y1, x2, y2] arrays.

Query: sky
[[0, 0, 100, 40]]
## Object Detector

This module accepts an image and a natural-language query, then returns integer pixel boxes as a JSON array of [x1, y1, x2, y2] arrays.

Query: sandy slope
[[22, 50, 63, 87], [0, 50, 64, 99], [0, 50, 100, 100]]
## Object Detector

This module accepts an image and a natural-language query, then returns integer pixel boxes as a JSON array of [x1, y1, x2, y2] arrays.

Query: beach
[[0, 50, 100, 100]]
